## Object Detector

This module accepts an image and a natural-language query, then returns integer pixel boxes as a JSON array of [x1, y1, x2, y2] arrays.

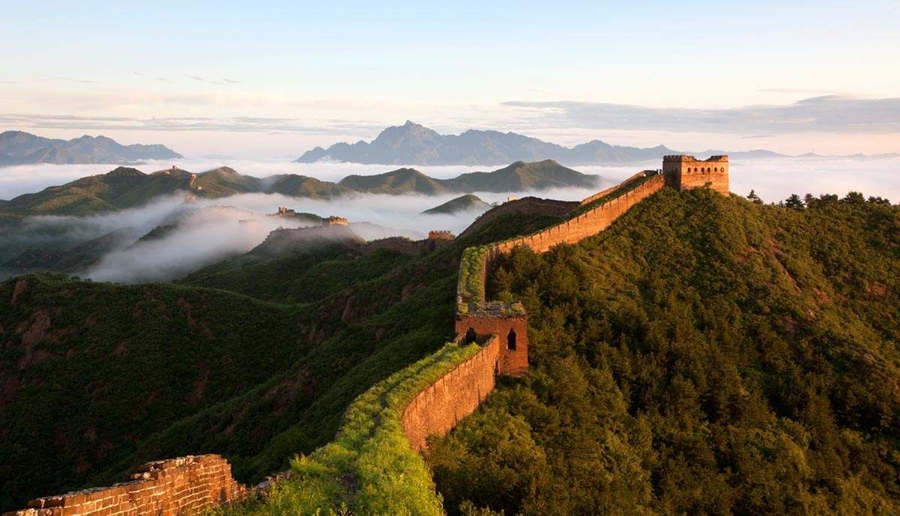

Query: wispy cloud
[[0, 112, 385, 135], [758, 88, 840, 95], [185, 74, 240, 85], [47, 76, 100, 84], [503, 96, 900, 134]]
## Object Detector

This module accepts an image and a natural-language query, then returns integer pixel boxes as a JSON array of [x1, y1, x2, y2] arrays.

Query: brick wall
[[491, 173, 665, 255], [401, 336, 500, 451], [455, 311, 528, 377], [4, 455, 246, 516]]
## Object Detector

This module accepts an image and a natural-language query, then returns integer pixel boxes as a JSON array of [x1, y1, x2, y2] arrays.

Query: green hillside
[[1, 167, 195, 216], [427, 189, 900, 514], [265, 174, 353, 199], [339, 168, 447, 195], [0, 205, 565, 512], [447, 159, 597, 192]]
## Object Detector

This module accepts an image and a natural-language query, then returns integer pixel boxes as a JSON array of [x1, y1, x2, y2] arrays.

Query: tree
[[747, 190, 763, 204], [785, 194, 805, 210], [842, 191, 866, 204]]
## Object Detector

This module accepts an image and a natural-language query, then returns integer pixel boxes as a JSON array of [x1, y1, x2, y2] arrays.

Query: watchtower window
[[507, 329, 517, 351], [465, 328, 477, 344]]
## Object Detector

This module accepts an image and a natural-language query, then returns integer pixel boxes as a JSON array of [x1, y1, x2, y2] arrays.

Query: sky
[[1, 1, 898, 159]]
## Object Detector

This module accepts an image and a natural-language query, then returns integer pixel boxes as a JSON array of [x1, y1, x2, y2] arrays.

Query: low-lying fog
[[1, 156, 897, 284]]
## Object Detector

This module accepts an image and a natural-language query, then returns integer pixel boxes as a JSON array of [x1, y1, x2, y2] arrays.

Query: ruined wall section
[[401, 336, 500, 451], [4, 455, 245, 516]]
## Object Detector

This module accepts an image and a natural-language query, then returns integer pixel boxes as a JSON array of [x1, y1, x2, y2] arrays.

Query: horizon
[[2, 2, 898, 159]]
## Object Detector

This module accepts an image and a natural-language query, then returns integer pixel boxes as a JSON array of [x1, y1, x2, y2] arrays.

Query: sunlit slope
[[427, 189, 900, 515]]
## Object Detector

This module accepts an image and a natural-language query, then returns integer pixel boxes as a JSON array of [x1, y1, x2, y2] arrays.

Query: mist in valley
[[1, 156, 897, 284]]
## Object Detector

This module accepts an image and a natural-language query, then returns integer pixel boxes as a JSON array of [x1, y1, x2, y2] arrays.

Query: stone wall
[[402, 336, 500, 451], [3, 455, 245, 516]]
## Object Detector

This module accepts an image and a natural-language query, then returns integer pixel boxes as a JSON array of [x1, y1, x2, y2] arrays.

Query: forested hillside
[[427, 188, 899, 514], [0, 206, 565, 511]]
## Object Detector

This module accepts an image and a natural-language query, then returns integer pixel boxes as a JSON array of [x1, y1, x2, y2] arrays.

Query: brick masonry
[[3, 455, 245, 516], [402, 336, 500, 451]]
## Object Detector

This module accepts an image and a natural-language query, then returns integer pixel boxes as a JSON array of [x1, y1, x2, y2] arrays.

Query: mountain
[[446, 159, 596, 191], [0, 166, 203, 216], [265, 174, 353, 198], [338, 160, 597, 195], [422, 194, 492, 215], [339, 167, 446, 195], [0, 131, 181, 166], [0, 160, 598, 217], [296, 121, 680, 165]]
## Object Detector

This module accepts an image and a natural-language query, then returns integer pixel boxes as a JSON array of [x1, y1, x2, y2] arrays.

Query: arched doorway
[[507, 329, 517, 351], [465, 327, 477, 344]]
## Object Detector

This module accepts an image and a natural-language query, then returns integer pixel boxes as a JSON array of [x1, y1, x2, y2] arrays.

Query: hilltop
[[422, 194, 492, 215], [0, 131, 181, 166]]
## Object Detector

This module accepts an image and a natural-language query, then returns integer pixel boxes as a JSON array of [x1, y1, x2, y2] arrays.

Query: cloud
[[757, 88, 839, 95], [185, 74, 241, 86], [503, 96, 900, 134], [0, 112, 384, 135], [47, 76, 100, 84]]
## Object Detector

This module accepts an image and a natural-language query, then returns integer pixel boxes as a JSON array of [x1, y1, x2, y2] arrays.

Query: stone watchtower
[[662, 155, 729, 194]]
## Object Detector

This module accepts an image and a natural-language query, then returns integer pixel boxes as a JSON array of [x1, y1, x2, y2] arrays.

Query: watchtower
[[662, 155, 729, 194], [455, 302, 528, 377]]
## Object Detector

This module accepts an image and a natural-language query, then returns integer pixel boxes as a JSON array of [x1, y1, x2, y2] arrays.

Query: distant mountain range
[[0, 160, 597, 216], [0, 131, 181, 166], [295, 121, 796, 165]]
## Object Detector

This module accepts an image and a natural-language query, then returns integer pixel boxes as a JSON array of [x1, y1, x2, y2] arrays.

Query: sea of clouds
[[0, 156, 897, 283]]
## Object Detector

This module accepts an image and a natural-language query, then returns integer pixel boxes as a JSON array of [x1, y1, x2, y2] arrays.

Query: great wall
[[4, 155, 729, 515]]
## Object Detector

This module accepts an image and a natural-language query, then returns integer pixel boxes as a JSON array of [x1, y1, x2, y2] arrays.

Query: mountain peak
[[295, 122, 688, 166]]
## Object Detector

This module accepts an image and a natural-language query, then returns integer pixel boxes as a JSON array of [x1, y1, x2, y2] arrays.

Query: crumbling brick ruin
[[323, 216, 348, 226], [3, 455, 245, 516], [6, 156, 728, 515]]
